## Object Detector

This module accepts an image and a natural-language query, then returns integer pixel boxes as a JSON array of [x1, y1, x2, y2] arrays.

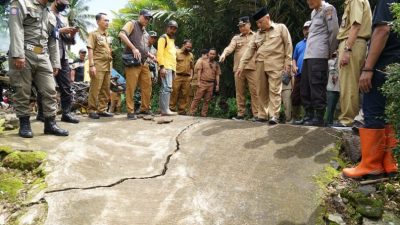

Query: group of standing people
[[6, 0, 400, 180]]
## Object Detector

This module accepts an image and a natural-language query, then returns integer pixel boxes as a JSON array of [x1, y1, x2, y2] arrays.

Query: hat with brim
[[237, 16, 250, 26], [252, 7, 268, 21], [140, 9, 153, 18], [148, 31, 158, 37]]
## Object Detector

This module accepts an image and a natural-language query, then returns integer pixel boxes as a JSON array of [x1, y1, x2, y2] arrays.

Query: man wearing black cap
[[119, 9, 155, 120], [157, 20, 179, 116], [220, 16, 259, 120], [238, 7, 293, 125], [71, 49, 87, 82]]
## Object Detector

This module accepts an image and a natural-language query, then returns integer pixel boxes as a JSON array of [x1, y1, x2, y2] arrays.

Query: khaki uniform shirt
[[239, 22, 293, 72], [337, 0, 372, 40], [198, 59, 221, 82], [192, 57, 205, 86], [176, 48, 194, 75], [8, 0, 60, 68], [87, 29, 113, 72], [304, 1, 339, 59], [222, 31, 256, 72]]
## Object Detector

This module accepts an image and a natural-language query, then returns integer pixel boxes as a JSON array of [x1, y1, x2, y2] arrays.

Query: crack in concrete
[[45, 120, 200, 194]]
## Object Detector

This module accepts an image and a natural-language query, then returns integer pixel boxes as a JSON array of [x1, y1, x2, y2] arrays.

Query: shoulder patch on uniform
[[10, 7, 19, 15], [325, 7, 334, 20]]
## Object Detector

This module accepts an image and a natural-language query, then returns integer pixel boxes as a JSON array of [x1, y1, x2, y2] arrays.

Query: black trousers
[[37, 59, 73, 114], [291, 75, 301, 107], [300, 58, 328, 111]]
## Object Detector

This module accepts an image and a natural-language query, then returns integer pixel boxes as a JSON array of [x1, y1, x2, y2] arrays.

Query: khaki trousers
[[234, 69, 259, 117], [338, 39, 367, 126], [88, 70, 111, 113], [189, 81, 214, 117], [109, 91, 122, 113], [256, 61, 282, 119], [9, 51, 58, 118], [170, 74, 191, 114], [125, 64, 152, 113], [188, 84, 198, 111]]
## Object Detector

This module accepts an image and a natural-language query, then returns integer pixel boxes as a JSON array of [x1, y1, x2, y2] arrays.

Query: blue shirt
[[293, 39, 307, 76]]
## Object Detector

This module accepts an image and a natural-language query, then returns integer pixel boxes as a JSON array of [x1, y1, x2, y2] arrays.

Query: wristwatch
[[344, 45, 352, 52]]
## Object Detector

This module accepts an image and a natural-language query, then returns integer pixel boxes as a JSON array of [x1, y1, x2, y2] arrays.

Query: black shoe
[[18, 116, 33, 138], [44, 116, 69, 136], [98, 112, 114, 117], [88, 112, 100, 119], [61, 113, 79, 124], [232, 115, 245, 121], [352, 120, 364, 134], [269, 117, 279, 125], [36, 114, 45, 123], [127, 113, 137, 120], [254, 117, 268, 123]]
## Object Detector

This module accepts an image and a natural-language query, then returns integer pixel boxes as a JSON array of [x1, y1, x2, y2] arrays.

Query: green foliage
[[64, 0, 96, 41], [0, 118, 4, 135], [382, 3, 400, 157]]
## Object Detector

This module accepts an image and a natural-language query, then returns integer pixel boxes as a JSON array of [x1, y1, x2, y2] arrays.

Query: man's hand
[[148, 53, 157, 62], [332, 75, 338, 85], [89, 66, 96, 77], [219, 54, 226, 63], [236, 68, 243, 78], [292, 64, 298, 74], [59, 27, 77, 35], [215, 84, 220, 92], [53, 68, 59, 76], [359, 71, 374, 93], [132, 49, 141, 60], [159, 68, 166, 78], [14, 58, 25, 70], [285, 65, 291, 74], [340, 51, 350, 68]]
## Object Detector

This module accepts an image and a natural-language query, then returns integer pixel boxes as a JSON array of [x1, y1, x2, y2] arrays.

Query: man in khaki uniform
[[8, 0, 69, 138], [87, 13, 113, 119], [238, 7, 293, 125], [119, 9, 154, 120], [335, 0, 372, 127], [190, 49, 208, 107], [189, 48, 221, 117], [220, 16, 259, 120], [170, 39, 194, 115]]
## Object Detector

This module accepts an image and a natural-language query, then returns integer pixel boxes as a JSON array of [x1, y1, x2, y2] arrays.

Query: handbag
[[122, 54, 142, 67], [282, 71, 292, 86]]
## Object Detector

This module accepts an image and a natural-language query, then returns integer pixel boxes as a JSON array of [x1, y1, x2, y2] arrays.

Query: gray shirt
[[304, 1, 339, 59]]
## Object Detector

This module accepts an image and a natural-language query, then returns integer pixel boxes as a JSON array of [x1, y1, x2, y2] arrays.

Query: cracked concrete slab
[[1, 116, 338, 225]]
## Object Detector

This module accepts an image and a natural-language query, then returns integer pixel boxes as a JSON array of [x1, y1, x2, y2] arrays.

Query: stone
[[327, 213, 346, 225], [382, 212, 400, 225], [4, 114, 18, 130], [17, 203, 47, 225], [357, 185, 377, 196], [341, 133, 361, 163], [363, 217, 384, 225]]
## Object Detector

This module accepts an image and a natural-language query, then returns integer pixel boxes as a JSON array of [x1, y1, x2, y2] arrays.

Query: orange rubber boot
[[342, 128, 385, 179], [384, 125, 398, 176]]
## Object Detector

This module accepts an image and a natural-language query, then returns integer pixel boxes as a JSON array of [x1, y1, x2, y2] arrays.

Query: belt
[[25, 44, 48, 54], [340, 37, 368, 42], [201, 79, 215, 83], [177, 73, 191, 76]]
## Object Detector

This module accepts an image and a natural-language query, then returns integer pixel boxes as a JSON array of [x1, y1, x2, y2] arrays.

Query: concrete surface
[[1, 115, 338, 225]]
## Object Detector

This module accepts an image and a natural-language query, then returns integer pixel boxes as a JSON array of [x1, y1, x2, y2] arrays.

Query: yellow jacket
[[157, 34, 177, 71]]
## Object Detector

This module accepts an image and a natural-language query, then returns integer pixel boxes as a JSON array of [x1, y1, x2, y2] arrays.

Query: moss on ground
[[3, 151, 47, 171], [0, 172, 24, 201]]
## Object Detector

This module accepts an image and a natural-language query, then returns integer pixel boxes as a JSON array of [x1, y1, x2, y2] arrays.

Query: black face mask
[[55, 2, 67, 12], [184, 48, 192, 53]]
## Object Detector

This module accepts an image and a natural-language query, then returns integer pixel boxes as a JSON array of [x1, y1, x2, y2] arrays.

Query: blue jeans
[[160, 69, 174, 94], [363, 70, 387, 129]]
